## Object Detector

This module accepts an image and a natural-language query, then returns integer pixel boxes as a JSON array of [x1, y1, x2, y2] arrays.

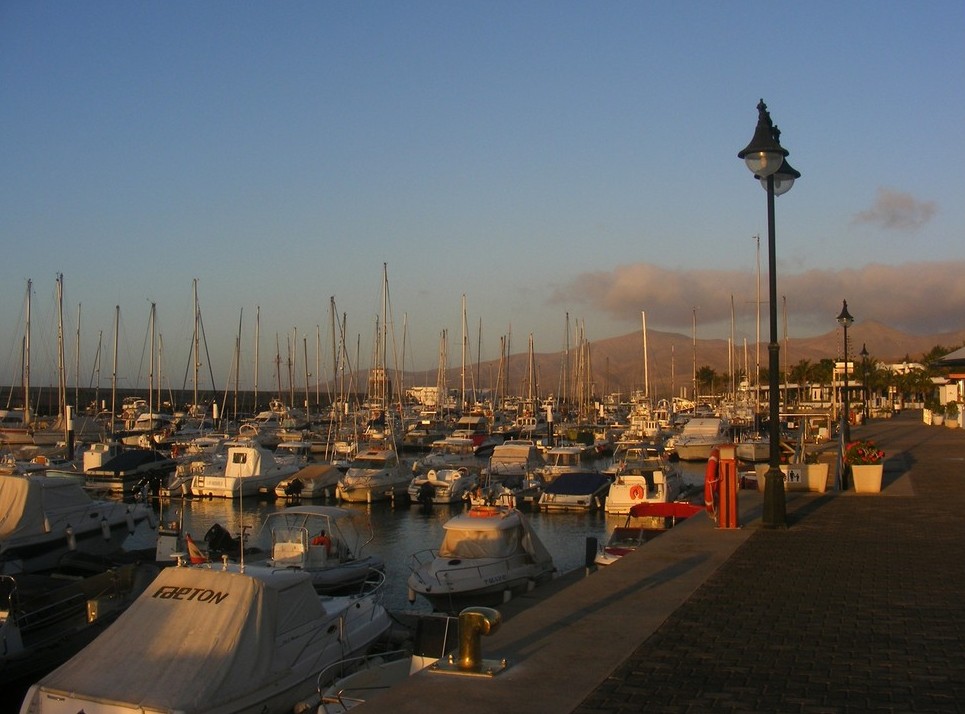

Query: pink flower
[[845, 440, 885, 465]]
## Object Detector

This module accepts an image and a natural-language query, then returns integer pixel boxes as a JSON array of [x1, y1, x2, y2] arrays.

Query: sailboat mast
[[755, 234, 762, 426], [254, 306, 260, 411], [75, 303, 81, 412], [460, 294, 467, 412], [111, 306, 119, 435], [93, 330, 102, 415], [692, 307, 697, 404], [730, 296, 736, 402], [234, 308, 243, 423], [330, 298, 338, 409], [193, 278, 200, 412], [24, 279, 32, 425], [303, 337, 310, 422], [641, 311, 649, 403], [56, 274, 67, 418]]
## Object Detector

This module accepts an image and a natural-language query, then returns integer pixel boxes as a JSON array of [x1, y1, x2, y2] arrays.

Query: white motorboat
[[671, 417, 732, 461], [336, 445, 411, 504], [605, 460, 685, 515], [191, 440, 300, 499], [19, 560, 391, 714], [484, 439, 544, 480], [411, 437, 480, 475], [540, 445, 595, 482], [250, 505, 385, 595], [469, 469, 545, 509], [0, 473, 154, 575], [276, 463, 343, 500], [406, 505, 555, 612], [407, 467, 477, 505], [536, 470, 610, 512]]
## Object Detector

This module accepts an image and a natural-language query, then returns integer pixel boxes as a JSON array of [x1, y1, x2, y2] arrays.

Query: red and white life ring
[[469, 506, 501, 518], [629, 484, 645, 500], [704, 447, 721, 516]]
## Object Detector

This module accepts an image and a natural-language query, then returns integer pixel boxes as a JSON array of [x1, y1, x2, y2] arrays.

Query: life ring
[[629, 484, 645, 500], [704, 447, 720, 516], [470, 506, 501, 518]]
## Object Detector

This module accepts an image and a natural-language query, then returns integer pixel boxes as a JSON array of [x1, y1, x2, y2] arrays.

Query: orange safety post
[[716, 444, 739, 529]]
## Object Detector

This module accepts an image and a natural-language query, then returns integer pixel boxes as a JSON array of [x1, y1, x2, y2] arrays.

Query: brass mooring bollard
[[431, 606, 508, 677]]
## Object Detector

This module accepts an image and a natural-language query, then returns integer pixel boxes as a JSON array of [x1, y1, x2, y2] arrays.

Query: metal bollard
[[431, 606, 508, 677]]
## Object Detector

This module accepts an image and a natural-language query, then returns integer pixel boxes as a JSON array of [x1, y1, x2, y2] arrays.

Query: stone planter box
[[851, 463, 884, 493], [755, 463, 829, 493]]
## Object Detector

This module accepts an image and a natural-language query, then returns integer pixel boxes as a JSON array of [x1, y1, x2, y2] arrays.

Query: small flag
[[185, 533, 208, 564]]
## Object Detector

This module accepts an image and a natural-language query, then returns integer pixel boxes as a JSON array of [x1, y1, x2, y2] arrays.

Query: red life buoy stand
[[704, 447, 720, 517], [711, 444, 739, 529]]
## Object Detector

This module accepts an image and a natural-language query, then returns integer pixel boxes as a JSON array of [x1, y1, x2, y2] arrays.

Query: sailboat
[[336, 265, 410, 503]]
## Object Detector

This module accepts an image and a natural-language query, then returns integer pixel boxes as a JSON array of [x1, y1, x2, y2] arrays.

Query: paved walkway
[[355, 411, 965, 713], [573, 412, 965, 714]]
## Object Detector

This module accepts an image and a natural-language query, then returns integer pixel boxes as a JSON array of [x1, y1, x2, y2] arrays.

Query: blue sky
[[2, 1, 963, 391]]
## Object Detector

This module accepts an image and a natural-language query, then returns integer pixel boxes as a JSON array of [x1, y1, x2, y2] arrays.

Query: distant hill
[[426, 321, 965, 400]]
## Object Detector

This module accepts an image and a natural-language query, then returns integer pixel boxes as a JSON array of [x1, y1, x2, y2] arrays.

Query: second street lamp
[[837, 300, 854, 489], [860, 343, 870, 421], [738, 100, 800, 528]]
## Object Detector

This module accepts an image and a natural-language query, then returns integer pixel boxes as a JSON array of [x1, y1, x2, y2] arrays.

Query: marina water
[[153, 460, 708, 613]]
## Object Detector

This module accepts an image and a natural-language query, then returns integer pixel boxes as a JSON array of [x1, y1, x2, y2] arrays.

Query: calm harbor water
[[148, 460, 708, 613]]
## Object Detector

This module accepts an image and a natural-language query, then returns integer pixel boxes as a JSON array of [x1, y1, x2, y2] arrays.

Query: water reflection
[[155, 461, 708, 613]]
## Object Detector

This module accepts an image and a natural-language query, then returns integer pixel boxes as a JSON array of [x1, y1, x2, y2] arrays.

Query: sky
[[2, 1, 963, 393]]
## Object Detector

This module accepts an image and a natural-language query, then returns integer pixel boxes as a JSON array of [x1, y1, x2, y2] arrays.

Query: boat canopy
[[31, 565, 326, 712], [542, 471, 610, 496], [0, 473, 89, 542], [225, 444, 277, 478], [438, 510, 553, 568]]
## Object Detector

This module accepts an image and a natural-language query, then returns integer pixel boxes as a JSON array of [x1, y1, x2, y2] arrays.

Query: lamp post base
[[761, 466, 787, 529]]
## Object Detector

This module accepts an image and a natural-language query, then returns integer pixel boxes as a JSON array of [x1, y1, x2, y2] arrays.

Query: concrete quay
[[357, 411, 965, 713]]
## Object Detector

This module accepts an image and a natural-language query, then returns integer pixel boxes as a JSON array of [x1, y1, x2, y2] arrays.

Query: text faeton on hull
[[19, 561, 391, 714]]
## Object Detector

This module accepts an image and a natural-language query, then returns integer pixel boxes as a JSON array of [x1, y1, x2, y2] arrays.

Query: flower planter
[[932, 414, 944, 426], [851, 463, 884, 493]]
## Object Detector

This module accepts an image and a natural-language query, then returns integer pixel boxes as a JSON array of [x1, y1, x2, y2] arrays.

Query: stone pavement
[[355, 411, 965, 714], [573, 411, 965, 714]]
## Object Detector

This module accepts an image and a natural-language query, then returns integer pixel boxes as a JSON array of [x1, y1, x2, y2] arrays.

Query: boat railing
[[406, 548, 438, 572], [351, 566, 388, 601], [314, 647, 411, 712], [435, 555, 526, 587]]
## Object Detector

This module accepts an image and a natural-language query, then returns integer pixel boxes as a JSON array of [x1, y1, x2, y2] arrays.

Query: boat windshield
[[350, 457, 388, 469], [439, 527, 521, 559]]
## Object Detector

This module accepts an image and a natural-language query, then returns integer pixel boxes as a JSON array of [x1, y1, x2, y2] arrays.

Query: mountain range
[[437, 320, 965, 401]]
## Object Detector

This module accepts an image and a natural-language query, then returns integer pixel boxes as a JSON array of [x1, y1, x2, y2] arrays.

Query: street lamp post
[[738, 100, 800, 528], [837, 300, 854, 489], [860, 343, 869, 421]]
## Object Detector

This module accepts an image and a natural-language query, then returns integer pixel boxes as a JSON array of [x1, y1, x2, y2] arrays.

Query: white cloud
[[853, 187, 937, 231]]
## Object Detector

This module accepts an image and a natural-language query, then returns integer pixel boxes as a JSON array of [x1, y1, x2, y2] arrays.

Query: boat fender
[[704, 447, 721, 516], [126, 509, 137, 533], [629, 484, 644, 500], [66, 525, 76, 551], [101, 518, 111, 540]]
